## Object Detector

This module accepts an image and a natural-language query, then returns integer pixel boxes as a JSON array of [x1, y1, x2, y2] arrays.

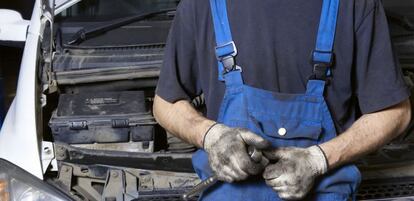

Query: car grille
[[357, 178, 414, 200]]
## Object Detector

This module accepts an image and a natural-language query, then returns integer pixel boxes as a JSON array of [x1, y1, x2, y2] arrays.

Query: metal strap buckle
[[221, 56, 235, 72], [313, 62, 330, 72], [223, 65, 242, 75], [215, 41, 238, 60], [312, 63, 331, 80]]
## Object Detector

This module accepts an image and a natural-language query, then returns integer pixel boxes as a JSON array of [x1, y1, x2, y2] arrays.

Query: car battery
[[49, 91, 156, 152]]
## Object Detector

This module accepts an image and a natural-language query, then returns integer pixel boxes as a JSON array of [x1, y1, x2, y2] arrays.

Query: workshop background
[[0, 0, 413, 201]]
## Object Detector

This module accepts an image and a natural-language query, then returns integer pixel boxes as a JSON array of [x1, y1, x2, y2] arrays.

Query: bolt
[[111, 172, 119, 178], [44, 147, 51, 155], [63, 167, 69, 172]]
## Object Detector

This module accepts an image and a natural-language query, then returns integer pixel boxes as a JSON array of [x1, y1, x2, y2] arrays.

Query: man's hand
[[203, 124, 271, 183], [262, 146, 328, 200]]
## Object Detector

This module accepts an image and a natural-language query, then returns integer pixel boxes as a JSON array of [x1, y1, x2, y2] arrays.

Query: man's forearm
[[320, 99, 411, 170], [153, 95, 216, 148]]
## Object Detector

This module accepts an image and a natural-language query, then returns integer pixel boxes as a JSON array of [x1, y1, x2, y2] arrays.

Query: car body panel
[[0, 0, 83, 180], [0, 9, 30, 42], [0, 0, 46, 179]]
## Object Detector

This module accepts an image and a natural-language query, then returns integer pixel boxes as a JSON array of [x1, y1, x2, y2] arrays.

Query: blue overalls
[[192, 0, 361, 200]]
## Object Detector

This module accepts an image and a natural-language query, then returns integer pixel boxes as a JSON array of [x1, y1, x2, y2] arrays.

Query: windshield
[[56, 0, 179, 46], [58, 0, 179, 20]]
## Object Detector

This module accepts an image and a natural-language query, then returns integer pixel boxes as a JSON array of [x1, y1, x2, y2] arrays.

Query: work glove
[[203, 123, 271, 183], [262, 146, 328, 200]]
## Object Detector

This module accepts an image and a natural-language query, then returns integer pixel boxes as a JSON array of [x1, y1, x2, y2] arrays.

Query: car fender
[[0, 0, 44, 179]]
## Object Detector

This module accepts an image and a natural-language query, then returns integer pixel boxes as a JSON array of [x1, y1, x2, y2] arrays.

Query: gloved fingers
[[245, 161, 264, 175], [271, 185, 298, 201], [229, 157, 249, 180], [270, 183, 300, 201], [210, 158, 236, 183], [271, 185, 288, 193], [265, 178, 285, 188], [260, 156, 270, 167], [263, 163, 285, 180], [216, 172, 234, 183], [208, 156, 228, 174], [278, 192, 298, 201], [216, 165, 240, 183], [278, 191, 307, 201], [263, 147, 293, 161], [235, 150, 264, 175], [239, 130, 271, 149]]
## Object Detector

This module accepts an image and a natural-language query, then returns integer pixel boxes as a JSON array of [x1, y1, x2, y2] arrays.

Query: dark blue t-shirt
[[156, 0, 410, 133]]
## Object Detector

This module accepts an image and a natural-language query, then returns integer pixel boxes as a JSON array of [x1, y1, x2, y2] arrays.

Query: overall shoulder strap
[[311, 0, 340, 80], [209, 0, 339, 82], [209, 0, 238, 81]]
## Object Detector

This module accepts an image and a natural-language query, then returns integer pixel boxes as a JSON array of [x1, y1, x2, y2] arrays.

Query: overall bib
[[192, 0, 361, 200]]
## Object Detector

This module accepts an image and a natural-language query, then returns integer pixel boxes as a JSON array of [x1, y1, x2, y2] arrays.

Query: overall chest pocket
[[249, 115, 323, 148]]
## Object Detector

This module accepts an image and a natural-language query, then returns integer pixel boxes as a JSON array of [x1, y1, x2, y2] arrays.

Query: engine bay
[[36, 0, 414, 200]]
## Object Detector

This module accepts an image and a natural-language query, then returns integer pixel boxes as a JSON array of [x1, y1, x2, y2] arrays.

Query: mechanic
[[153, 0, 412, 200]]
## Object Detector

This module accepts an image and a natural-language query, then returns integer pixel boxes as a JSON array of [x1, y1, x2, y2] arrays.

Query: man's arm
[[153, 95, 271, 182], [262, 99, 411, 200], [320, 98, 412, 169], [153, 95, 215, 148]]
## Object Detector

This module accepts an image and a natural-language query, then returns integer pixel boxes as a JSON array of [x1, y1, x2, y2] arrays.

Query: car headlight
[[0, 159, 72, 201]]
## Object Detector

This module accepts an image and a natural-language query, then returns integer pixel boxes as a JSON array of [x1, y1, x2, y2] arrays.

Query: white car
[[0, 0, 413, 200]]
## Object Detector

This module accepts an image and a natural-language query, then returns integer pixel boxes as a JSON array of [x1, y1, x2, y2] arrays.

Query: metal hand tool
[[182, 146, 268, 200]]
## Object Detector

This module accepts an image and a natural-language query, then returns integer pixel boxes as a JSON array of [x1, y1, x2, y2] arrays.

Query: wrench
[[182, 146, 269, 200]]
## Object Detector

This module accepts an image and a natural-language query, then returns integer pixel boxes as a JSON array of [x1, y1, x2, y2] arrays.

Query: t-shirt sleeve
[[155, 0, 202, 103], [354, 0, 410, 114]]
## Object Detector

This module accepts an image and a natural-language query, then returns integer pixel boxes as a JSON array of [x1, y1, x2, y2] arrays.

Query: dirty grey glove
[[203, 123, 271, 183], [262, 146, 328, 200]]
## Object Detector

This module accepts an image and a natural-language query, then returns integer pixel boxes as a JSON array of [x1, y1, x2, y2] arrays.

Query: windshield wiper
[[68, 8, 176, 45]]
